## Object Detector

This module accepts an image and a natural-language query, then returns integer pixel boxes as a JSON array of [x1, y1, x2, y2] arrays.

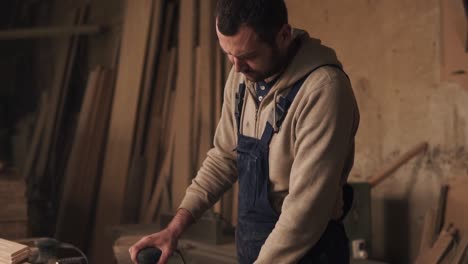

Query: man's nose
[[233, 57, 247, 73]]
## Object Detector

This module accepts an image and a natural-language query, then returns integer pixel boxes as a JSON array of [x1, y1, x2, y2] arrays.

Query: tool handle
[[137, 247, 162, 264]]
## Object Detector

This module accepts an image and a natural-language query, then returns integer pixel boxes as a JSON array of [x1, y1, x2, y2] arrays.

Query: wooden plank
[[21, 94, 47, 181], [143, 128, 175, 223], [419, 209, 436, 255], [445, 176, 468, 231], [0, 239, 28, 258], [368, 142, 428, 187], [159, 48, 178, 147], [0, 25, 104, 40], [452, 232, 468, 264], [34, 7, 85, 184], [139, 2, 176, 220], [56, 67, 116, 250], [440, 0, 468, 90], [415, 225, 457, 264], [89, 0, 154, 262], [157, 48, 178, 217], [54, 67, 101, 247], [193, 47, 202, 172], [124, 0, 166, 224], [48, 6, 89, 179], [172, 0, 197, 211], [143, 48, 178, 223], [196, 0, 216, 168], [435, 185, 449, 238]]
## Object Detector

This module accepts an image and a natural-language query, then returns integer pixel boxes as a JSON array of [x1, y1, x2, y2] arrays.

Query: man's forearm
[[167, 208, 195, 238]]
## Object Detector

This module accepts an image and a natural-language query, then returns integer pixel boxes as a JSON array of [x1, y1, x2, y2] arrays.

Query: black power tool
[[137, 247, 162, 264]]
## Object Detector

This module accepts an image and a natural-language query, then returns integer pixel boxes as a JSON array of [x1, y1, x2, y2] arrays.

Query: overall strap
[[235, 82, 247, 134], [260, 64, 345, 145]]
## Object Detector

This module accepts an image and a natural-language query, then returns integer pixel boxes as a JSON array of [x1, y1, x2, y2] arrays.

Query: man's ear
[[277, 24, 292, 48]]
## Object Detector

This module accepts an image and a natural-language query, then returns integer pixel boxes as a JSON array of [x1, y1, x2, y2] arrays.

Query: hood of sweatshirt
[[244, 28, 343, 96]]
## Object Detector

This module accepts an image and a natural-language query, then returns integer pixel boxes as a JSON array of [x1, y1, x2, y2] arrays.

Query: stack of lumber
[[0, 173, 28, 239], [46, 0, 234, 262], [415, 176, 468, 263], [0, 238, 29, 264], [20, 4, 91, 238], [88, 0, 233, 262], [23, 5, 87, 191]]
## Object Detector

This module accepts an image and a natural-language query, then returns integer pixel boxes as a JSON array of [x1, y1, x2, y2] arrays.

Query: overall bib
[[234, 66, 350, 264]]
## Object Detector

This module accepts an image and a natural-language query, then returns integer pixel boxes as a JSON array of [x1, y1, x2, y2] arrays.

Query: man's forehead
[[216, 25, 262, 56]]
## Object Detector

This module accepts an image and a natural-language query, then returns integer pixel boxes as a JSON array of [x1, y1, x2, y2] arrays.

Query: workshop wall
[[287, 0, 468, 263], [4, 0, 466, 262]]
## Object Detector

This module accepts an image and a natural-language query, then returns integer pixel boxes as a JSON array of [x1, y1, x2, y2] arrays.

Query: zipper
[[246, 81, 266, 138], [254, 106, 259, 137]]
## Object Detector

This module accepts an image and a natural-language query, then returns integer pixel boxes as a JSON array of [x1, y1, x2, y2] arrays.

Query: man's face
[[216, 24, 284, 82]]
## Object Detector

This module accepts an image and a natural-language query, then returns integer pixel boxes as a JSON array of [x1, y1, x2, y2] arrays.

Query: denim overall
[[234, 65, 350, 264]]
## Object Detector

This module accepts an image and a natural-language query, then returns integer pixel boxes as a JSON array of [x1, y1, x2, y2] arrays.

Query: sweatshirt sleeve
[[178, 69, 239, 220], [255, 71, 358, 263]]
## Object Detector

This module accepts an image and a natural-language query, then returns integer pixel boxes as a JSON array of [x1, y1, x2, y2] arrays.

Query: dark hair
[[215, 0, 288, 44]]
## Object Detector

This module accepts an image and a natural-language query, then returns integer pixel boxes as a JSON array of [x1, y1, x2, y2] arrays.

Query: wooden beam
[[55, 67, 102, 248], [33, 7, 85, 187], [196, 0, 216, 168], [139, 2, 176, 220], [434, 185, 449, 241], [89, 0, 154, 262], [368, 142, 428, 187], [172, 0, 197, 210], [418, 209, 436, 256], [453, 232, 468, 264], [445, 176, 468, 231], [56, 67, 116, 251], [143, 48, 178, 223], [0, 25, 106, 40], [22, 94, 47, 181], [415, 225, 457, 264], [124, 0, 166, 224]]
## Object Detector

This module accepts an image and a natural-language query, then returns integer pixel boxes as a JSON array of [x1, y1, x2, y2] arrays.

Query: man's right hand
[[128, 208, 195, 264], [128, 228, 178, 264]]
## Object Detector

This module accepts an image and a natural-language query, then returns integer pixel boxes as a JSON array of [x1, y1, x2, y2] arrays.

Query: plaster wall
[[287, 0, 468, 263]]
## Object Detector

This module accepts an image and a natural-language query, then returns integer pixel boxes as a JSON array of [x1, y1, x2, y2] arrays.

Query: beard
[[242, 45, 286, 82]]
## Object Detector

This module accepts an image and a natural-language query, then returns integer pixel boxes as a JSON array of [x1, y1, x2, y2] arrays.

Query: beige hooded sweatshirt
[[179, 29, 360, 263]]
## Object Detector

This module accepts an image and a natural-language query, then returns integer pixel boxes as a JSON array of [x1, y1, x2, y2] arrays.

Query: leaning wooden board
[[89, 0, 154, 262], [143, 49, 178, 223], [196, 0, 216, 169], [56, 67, 115, 250], [34, 7, 84, 183], [55, 67, 101, 247], [444, 176, 468, 231], [140, 2, 176, 220], [172, 0, 197, 210], [126, 0, 166, 223]]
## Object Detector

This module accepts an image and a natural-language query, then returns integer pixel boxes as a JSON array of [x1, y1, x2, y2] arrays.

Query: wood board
[[56, 67, 115, 250], [171, 0, 197, 211], [89, 0, 154, 262]]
